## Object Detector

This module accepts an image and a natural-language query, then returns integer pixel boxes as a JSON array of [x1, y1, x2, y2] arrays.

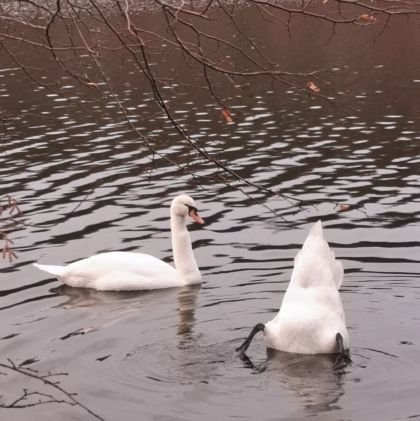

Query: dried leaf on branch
[[221, 108, 234, 123], [358, 14, 377, 24], [307, 81, 321, 93], [337, 203, 351, 212]]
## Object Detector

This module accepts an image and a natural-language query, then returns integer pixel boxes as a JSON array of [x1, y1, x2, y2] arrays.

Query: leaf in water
[[358, 14, 377, 24], [337, 204, 351, 212], [86, 81, 99, 90], [221, 108, 233, 123], [307, 81, 320, 93]]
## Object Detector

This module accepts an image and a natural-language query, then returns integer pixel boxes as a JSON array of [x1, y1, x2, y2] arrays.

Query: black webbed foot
[[334, 332, 352, 370]]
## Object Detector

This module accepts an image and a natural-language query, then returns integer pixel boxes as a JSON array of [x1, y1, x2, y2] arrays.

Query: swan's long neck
[[171, 214, 201, 284]]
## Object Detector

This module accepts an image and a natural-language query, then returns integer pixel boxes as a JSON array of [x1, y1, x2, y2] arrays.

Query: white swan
[[237, 221, 350, 364], [33, 194, 204, 291]]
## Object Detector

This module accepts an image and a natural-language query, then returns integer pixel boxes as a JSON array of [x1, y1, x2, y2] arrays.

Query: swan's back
[[290, 221, 343, 290], [35, 252, 180, 291]]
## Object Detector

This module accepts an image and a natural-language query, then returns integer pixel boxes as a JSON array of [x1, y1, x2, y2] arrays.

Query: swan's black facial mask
[[185, 204, 198, 216]]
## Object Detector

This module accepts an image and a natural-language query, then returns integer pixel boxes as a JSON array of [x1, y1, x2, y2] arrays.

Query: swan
[[236, 221, 350, 366], [33, 194, 205, 291]]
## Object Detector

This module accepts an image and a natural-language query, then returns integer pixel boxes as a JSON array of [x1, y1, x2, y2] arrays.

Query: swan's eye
[[185, 204, 198, 216]]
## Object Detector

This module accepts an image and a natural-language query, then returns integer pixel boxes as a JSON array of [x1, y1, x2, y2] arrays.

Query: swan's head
[[171, 195, 205, 224]]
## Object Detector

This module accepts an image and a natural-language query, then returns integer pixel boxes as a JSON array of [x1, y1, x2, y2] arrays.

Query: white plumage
[[34, 195, 204, 291], [237, 221, 350, 358]]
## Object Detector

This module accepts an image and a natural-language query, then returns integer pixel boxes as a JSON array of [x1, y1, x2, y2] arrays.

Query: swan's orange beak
[[189, 210, 205, 224]]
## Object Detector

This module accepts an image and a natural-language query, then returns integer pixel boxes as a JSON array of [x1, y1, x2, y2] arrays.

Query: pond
[[1, 4, 420, 420]]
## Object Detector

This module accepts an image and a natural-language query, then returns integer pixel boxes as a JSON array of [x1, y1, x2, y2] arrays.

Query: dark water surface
[[1, 6, 420, 421]]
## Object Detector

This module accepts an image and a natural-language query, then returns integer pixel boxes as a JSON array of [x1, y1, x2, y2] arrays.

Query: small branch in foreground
[[0, 359, 104, 421]]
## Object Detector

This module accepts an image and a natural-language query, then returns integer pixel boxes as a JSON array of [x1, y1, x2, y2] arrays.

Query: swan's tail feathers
[[290, 220, 343, 289], [334, 258, 344, 289], [33, 263, 66, 278], [310, 219, 324, 237]]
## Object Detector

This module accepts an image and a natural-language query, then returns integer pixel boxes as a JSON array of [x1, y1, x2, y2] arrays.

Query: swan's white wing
[[35, 252, 179, 290], [91, 270, 181, 291]]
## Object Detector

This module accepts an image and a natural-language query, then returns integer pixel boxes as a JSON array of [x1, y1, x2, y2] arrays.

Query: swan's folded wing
[[93, 270, 181, 291], [36, 252, 179, 290]]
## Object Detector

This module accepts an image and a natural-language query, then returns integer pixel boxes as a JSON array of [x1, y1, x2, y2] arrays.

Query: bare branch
[[1, 0, 420, 239], [0, 359, 104, 420]]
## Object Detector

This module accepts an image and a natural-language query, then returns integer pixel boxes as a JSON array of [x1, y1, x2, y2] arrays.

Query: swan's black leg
[[334, 332, 352, 369], [236, 323, 265, 357]]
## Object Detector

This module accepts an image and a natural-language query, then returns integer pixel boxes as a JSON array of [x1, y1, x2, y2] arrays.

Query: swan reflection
[[50, 284, 146, 309], [266, 349, 346, 414], [51, 283, 200, 339], [177, 285, 201, 337]]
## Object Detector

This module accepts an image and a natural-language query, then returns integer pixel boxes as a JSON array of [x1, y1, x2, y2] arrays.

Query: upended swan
[[33, 194, 204, 291], [236, 221, 350, 366]]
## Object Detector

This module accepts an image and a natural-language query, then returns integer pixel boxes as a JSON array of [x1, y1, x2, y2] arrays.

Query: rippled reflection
[[177, 285, 201, 337], [266, 349, 345, 415], [2, 8, 420, 421]]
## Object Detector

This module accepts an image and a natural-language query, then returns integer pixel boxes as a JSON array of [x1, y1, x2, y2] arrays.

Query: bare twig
[[1, 0, 420, 235], [0, 359, 104, 421]]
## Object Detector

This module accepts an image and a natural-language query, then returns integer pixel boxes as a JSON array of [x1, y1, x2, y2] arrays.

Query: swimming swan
[[33, 194, 204, 291], [236, 221, 350, 365]]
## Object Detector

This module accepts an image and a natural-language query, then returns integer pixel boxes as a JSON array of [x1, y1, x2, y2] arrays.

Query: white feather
[[264, 221, 349, 354], [33, 195, 204, 291]]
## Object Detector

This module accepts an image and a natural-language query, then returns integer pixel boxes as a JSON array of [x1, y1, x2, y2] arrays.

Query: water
[[1, 5, 420, 420]]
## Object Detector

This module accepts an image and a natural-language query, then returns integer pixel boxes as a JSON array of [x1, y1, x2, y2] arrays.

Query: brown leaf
[[221, 108, 233, 123], [86, 81, 99, 89], [307, 81, 320, 93], [337, 204, 351, 212], [358, 14, 377, 24]]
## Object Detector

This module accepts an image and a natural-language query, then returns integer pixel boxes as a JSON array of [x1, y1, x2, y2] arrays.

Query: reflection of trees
[[2, 1, 419, 191], [2, 1, 420, 256]]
